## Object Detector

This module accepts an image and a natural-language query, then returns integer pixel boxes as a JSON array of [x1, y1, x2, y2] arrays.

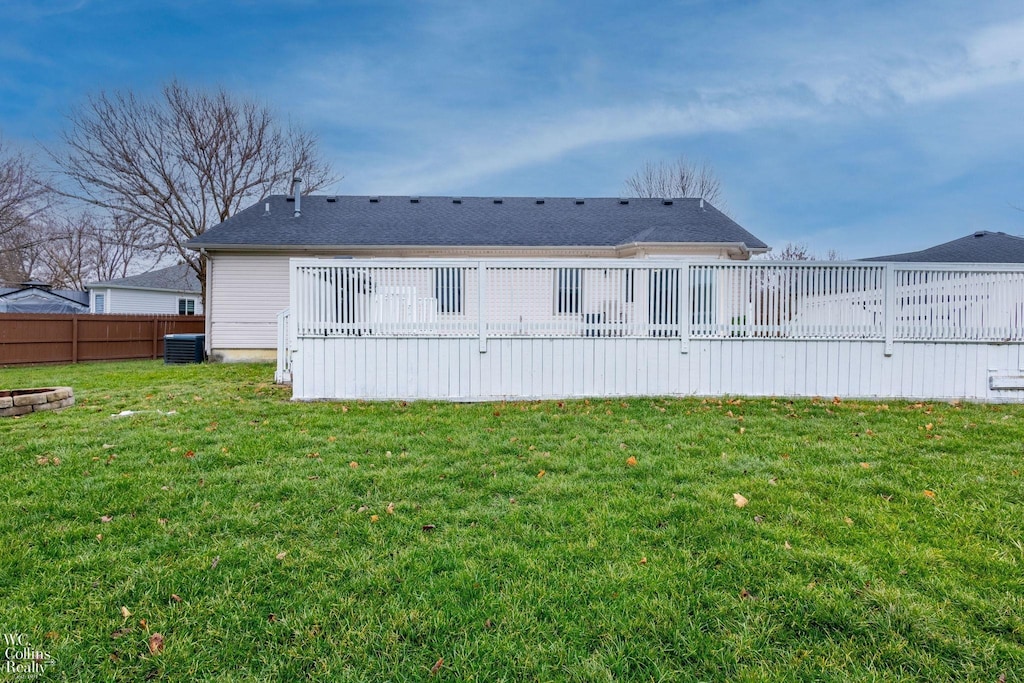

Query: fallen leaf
[[158, 518, 168, 526], [625, 456, 638, 467], [925, 423, 933, 431], [733, 493, 749, 508], [138, 619, 147, 629], [183, 450, 195, 459], [357, 505, 369, 513], [740, 589, 755, 600], [170, 594, 182, 603], [101, 515, 113, 523], [422, 524, 436, 532], [753, 515, 765, 524], [430, 657, 444, 676], [859, 462, 871, 469], [386, 502, 395, 515], [349, 461, 358, 469], [96, 534, 103, 541], [923, 490, 936, 498], [768, 477, 778, 485], [784, 540, 792, 550], [738, 427, 746, 434], [639, 557, 648, 565], [370, 515, 380, 523], [120, 606, 132, 619], [210, 556, 220, 569], [148, 633, 164, 654], [52, 457, 61, 466], [341, 405, 349, 413], [537, 470, 546, 478], [268, 613, 277, 622], [484, 618, 493, 629], [102, 444, 116, 449], [276, 551, 287, 560], [844, 517, 854, 526], [110, 627, 131, 639]]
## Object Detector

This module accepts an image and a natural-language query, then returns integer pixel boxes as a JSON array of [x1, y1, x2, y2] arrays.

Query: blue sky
[[1, 0, 1022, 258]]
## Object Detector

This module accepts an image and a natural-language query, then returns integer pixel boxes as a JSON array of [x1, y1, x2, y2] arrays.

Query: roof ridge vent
[[493, 198, 503, 204], [369, 196, 380, 203], [410, 196, 420, 203], [535, 198, 545, 204], [326, 196, 337, 203], [574, 198, 585, 205], [452, 197, 462, 204], [662, 199, 673, 206], [618, 198, 629, 205], [974, 231, 986, 237]]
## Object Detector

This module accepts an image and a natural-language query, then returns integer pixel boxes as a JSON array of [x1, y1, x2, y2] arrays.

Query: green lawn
[[0, 361, 1021, 681]]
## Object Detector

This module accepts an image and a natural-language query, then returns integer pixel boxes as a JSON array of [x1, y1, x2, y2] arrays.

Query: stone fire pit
[[0, 387, 74, 417]]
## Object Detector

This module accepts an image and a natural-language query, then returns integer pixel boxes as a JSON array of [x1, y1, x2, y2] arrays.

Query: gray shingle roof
[[862, 231, 1024, 263], [89, 264, 201, 292], [185, 195, 768, 252]]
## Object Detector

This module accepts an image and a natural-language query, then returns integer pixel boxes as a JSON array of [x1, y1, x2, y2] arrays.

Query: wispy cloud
[[319, 14, 1024, 194]]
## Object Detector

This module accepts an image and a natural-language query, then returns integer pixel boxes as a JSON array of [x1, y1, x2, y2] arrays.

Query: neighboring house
[[862, 231, 1024, 262], [87, 264, 203, 315], [186, 193, 769, 362], [0, 281, 89, 313]]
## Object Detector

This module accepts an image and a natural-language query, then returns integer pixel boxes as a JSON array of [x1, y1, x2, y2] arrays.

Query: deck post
[[679, 263, 690, 353], [883, 263, 895, 356], [478, 261, 487, 353]]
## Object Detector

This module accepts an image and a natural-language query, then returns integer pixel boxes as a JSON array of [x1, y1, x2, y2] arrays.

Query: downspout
[[201, 248, 212, 357]]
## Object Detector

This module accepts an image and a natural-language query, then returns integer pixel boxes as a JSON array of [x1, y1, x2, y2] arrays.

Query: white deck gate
[[281, 258, 1024, 402]]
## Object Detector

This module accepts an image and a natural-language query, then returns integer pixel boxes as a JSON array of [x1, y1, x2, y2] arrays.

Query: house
[[862, 231, 1024, 263], [0, 281, 88, 313], [186, 193, 769, 362], [87, 264, 203, 315]]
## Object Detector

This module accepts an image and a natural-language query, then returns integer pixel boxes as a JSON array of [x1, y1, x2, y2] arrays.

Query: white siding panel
[[106, 288, 201, 315], [211, 254, 290, 350], [291, 338, 1024, 403]]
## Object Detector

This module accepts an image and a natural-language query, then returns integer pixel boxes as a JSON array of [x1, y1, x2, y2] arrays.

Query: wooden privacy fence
[[281, 258, 1024, 402], [0, 314, 205, 366]]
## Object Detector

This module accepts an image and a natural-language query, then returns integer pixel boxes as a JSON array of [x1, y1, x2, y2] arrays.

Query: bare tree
[[52, 81, 339, 298], [34, 213, 160, 289], [0, 135, 51, 283], [761, 242, 843, 261], [624, 155, 724, 206]]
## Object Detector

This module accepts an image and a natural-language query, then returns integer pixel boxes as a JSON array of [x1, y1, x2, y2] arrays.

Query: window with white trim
[[178, 298, 197, 315], [94, 293, 106, 313]]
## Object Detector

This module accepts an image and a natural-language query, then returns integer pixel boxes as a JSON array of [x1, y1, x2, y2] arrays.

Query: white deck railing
[[283, 258, 1024, 353]]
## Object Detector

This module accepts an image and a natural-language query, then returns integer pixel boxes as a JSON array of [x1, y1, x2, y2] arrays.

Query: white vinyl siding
[[210, 253, 291, 350], [95, 288, 203, 315]]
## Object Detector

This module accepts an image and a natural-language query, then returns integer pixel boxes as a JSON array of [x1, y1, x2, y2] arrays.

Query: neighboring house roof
[[88, 264, 201, 293], [0, 284, 89, 313], [862, 231, 1024, 263], [185, 195, 769, 254]]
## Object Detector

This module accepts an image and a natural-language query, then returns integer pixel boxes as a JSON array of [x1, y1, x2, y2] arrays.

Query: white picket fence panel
[[281, 258, 1024, 401]]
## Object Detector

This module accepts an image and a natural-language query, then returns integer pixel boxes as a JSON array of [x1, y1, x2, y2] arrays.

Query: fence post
[[71, 315, 79, 364], [152, 317, 159, 359], [883, 264, 895, 356], [679, 264, 690, 353], [478, 261, 487, 353]]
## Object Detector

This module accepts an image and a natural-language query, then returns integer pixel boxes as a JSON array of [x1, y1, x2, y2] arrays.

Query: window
[[94, 293, 105, 313], [178, 298, 196, 315], [434, 268, 463, 314], [555, 268, 582, 314]]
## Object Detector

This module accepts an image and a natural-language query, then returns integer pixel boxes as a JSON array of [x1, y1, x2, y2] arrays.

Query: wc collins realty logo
[[3, 632, 55, 678]]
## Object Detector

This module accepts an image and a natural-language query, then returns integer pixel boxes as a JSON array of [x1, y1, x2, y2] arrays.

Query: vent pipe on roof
[[264, 202, 270, 215], [699, 198, 704, 210], [292, 178, 302, 217]]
